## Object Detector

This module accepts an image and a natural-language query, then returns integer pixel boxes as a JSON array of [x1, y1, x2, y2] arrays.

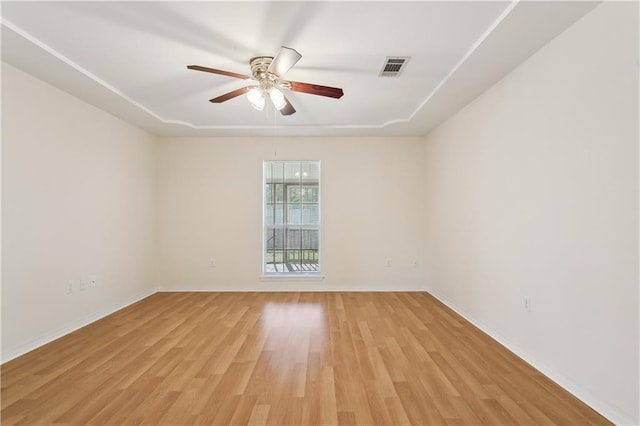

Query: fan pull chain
[[272, 101, 278, 158]]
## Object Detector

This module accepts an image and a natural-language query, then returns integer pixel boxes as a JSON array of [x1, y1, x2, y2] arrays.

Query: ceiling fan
[[188, 46, 343, 116]]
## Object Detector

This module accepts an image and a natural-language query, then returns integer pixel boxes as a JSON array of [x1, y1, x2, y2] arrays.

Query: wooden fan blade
[[267, 46, 302, 77], [209, 87, 249, 103], [187, 65, 251, 80], [279, 95, 296, 116], [289, 81, 344, 99]]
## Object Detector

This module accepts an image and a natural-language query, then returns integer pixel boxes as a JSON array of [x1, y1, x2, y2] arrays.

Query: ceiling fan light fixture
[[246, 87, 265, 111], [269, 88, 287, 110]]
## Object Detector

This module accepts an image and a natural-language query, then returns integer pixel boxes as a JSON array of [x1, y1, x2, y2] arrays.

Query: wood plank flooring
[[1, 292, 611, 425]]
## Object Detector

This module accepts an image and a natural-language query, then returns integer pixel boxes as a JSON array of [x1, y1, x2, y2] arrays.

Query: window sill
[[259, 274, 325, 282]]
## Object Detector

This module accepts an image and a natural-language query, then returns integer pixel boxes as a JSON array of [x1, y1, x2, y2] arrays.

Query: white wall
[[422, 2, 638, 424], [1, 63, 157, 361], [156, 136, 425, 291]]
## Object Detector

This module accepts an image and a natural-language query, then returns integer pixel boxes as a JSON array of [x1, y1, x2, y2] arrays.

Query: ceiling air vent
[[379, 57, 410, 77]]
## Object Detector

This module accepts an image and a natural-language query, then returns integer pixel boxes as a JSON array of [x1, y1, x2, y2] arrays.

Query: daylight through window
[[263, 161, 320, 275]]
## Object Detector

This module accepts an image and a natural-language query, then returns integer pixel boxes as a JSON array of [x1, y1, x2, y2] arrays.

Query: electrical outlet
[[79, 280, 86, 291], [65, 281, 73, 294], [524, 296, 531, 312]]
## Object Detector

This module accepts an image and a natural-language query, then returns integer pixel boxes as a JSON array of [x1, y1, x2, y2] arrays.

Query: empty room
[[1, 1, 638, 425]]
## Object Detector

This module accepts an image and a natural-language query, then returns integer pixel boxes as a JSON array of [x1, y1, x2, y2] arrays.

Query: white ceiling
[[1, 1, 599, 137]]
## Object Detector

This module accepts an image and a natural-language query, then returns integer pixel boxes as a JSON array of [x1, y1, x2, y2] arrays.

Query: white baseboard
[[425, 288, 635, 426], [1, 287, 158, 364], [158, 284, 426, 292]]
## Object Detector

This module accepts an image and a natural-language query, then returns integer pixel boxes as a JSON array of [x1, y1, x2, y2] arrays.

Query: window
[[263, 161, 320, 275]]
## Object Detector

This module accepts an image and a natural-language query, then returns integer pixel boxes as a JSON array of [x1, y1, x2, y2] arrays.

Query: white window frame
[[261, 160, 322, 278]]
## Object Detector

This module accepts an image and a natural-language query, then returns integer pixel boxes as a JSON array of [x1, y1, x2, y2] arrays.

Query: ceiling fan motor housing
[[249, 56, 290, 93], [249, 56, 274, 81]]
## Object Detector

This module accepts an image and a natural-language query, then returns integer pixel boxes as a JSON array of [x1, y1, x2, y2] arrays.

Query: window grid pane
[[264, 161, 320, 274]]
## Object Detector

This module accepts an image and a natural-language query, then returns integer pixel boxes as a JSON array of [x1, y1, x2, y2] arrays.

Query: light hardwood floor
[[1, 292, 610, 425]]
